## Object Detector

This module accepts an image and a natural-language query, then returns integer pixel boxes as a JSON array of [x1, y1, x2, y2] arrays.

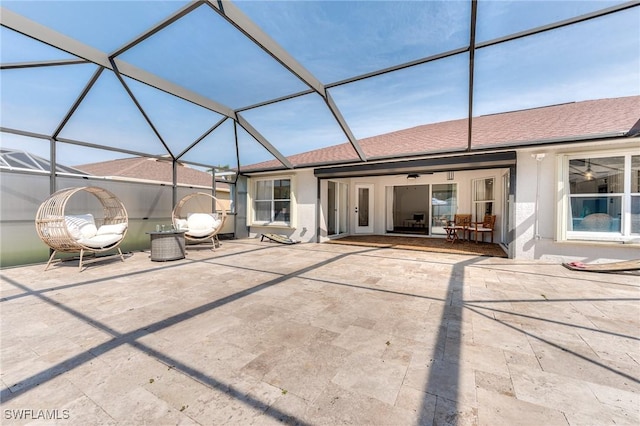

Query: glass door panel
[[355, 184, 374, 233], [328, 181, 337, 235], [431, 184, 457, 236], [339, 182, 348, 234]]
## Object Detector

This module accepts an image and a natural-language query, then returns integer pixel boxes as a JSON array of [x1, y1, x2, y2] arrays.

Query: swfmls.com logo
[[4, 409, 70, 420]]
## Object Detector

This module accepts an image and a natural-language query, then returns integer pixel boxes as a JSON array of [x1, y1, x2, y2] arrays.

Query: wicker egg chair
[[35, 186, 128, 271], [172, 192, 227, 250]]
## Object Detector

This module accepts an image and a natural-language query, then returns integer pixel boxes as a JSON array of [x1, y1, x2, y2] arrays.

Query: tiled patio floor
[[1, 240, 639, 425]]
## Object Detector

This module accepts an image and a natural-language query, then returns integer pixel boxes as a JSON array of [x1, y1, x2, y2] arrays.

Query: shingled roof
[[244, 96, 640, 171], [75, 157, 228, 189]]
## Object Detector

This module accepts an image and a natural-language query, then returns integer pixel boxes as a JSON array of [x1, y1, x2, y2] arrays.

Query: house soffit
[[313, 151, 517, 179]]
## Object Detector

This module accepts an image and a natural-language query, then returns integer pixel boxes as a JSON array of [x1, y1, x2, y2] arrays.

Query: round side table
[[147, 231, 186, 261]]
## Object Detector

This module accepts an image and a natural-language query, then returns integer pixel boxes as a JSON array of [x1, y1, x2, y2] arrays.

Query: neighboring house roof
[[0, 148, 88, 175], [75, 157, 229, 190], [243, 96, 640, 171]]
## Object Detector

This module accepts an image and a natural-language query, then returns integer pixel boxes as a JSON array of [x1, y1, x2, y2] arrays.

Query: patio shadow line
[[1, 247, 381, 423], [464, 305, 640, 385], [465, 302, 640, 341], [0, 245, 274, 303]]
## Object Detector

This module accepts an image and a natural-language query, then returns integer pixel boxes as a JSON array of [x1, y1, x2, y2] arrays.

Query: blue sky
[[1, 1, 638, 169]]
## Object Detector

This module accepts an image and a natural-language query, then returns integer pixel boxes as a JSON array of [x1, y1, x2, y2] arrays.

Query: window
[[252, 178, 291, 225], [563, 152, 639, 241], [632, 155, 640, 235], [472, 177, 494, 221]]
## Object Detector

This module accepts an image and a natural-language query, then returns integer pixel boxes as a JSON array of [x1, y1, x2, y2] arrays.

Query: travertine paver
[[1, 239, 639, 425]]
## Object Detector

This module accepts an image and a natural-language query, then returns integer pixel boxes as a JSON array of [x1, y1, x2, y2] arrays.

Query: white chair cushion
[[65, 214, 97, 240], [187, 213, 216, 231], [78, 234, 122, 249], [96, 223, 127, 236], [186, 228, 215, 238], [185, 213, 221, 237], [185, 222, 221, 238]]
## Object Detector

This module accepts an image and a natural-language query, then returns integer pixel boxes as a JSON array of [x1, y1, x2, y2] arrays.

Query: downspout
[[533, 153, 546, 240], [316, 177, 321, 243]]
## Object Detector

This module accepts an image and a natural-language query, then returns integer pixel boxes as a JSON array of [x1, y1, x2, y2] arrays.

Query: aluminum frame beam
[[327, 3, 639, 91], [2, 1, 638, 172], [206, 0, 367, 162], [1, 8, 111, 67], [0, 126, 51, 140], [205, 0, 325, 97], [476, 1, 639, 49], [467, 0, 478, 152], [55, 136, 173, 159], [325, 92, 365, 160], [236, 114, 293, 169], [1, 4, 296, 169], [112, 60, 236, 118], [0, 58, 89, 70], [52, 67, 104, 139], [110, 1, 206, 58], [109, 58, 175, 159], [177, 117, 228, 160], [0, 7, 235, 118]]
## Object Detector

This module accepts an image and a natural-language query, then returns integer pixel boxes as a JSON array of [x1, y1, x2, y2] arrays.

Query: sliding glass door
[[431, 184, 457, 236], [327, 181, 348, 236], [386, 183, 457, 236]]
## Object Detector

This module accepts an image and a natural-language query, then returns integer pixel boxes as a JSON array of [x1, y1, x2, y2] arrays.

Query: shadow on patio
[[0, 240, 638, 425]]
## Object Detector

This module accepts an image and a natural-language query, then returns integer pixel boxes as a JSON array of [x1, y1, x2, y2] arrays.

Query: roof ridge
[[479, 101, 576, 117], [242, 96, 639, 172], [106, 157, 148, 175]]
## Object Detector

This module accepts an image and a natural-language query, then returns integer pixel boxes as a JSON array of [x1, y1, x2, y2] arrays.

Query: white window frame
[[471, 176, 496, 222], [247, 175, 296, 228], [557, 149, 638, 243]]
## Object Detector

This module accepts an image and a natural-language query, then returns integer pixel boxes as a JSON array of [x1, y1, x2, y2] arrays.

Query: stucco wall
[[249, 168, 509, 245], [247, 139, 639, 262], [249, 168, 509, 249]]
